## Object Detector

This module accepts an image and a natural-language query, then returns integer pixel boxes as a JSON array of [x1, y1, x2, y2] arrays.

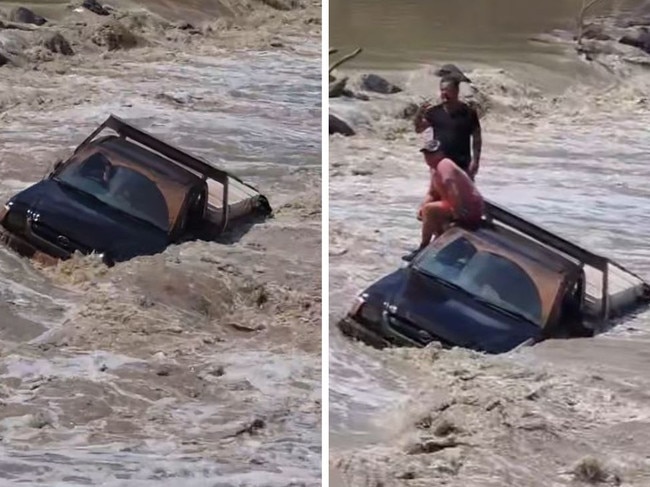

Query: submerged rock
[[83, 0, 111, 16], [91, 20, 139, 50], [43, 32, 74, 56], [399, 101, 419, 119], [360, 73, 402, 94], [177, 22, 195, 31], [571, 456, 620, 485], [329, 114, 355, 136], [0, 31, 29, 57], [619, 27, 650, 54], [116, 9, 172, 34], [9, 7, 47, 26], [435, 63, 472, 83], [259, 0, 302, 11], [580, 23, 612, 41], [344, 89, 370, 101], [616, 14, 650, 28]]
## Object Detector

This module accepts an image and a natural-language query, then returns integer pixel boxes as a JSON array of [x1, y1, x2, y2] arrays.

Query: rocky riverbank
[[328, 1, 650, 138]]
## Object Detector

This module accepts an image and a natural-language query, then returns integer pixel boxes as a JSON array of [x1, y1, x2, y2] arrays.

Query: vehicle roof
[[472, 223, 580, 273], [433, 224, 581, 327]]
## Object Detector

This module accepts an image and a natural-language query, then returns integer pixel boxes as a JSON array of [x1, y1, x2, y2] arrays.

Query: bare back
[[433, 158, 484, 221]]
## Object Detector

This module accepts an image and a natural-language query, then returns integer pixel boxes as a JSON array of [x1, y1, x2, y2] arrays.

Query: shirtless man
[[404, 139, 485, 262]]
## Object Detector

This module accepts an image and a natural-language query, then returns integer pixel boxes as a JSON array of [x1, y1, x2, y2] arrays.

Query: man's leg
[[404, 201, 452, 262], [417, 189, 441, 221], [420, 201, 450, 248]]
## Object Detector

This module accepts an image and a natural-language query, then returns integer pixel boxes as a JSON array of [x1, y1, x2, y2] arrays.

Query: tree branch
[[329, 48, 363, 74], [576, 0, 607, 45]]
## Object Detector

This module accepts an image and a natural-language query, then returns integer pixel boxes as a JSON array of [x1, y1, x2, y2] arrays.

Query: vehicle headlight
[[99, 253, 114, 267], [348, 292, 383, 323], [3, 207, 26, 232], [359, 302, 383, 323]]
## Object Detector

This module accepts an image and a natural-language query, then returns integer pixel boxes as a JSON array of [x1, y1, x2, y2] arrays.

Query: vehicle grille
[[31, 221, 90, 255], [386, 314, 433, 346]]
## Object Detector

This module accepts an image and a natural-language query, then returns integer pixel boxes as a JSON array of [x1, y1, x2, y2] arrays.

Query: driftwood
[[329, 47, 362, 74], [329, 47, 363, 98], [575, 0, 608, 45]]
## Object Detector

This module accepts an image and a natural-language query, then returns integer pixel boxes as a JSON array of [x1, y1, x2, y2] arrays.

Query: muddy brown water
[[0, 1, 321, 485], [330, 1, 650, 485]]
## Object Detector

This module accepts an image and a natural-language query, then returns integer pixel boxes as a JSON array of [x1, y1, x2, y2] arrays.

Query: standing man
[[413, 76, 482, 179]]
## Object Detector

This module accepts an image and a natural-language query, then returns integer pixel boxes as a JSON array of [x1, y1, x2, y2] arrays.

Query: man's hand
[[414, 102, 433, 133]]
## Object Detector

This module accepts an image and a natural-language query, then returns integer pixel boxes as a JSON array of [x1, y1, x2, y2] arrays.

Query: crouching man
[[405, 139, 485, 262]]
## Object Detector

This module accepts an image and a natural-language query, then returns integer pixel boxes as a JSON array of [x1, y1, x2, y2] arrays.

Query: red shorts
[[439, 200, 483, 227]]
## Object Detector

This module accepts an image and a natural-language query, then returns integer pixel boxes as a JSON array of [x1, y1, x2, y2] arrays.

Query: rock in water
[[82, 0, 110, 16], [619, 28, 650, 54], [9, 7, 47, 26], [359, 74, 402, 94], [91, 21, 138, 51], [0, 31, 29, 57], [616, 13, 650, 28], [400, 101, 419, 119], [43, 33, 74, 56], [434, 64, 472, 83], [581, 23, 612, 41], [259, 0, 301, 10], [329, 114, 355, 136]]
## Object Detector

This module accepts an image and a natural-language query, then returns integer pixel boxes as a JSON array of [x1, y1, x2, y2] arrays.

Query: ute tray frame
[[74, 114, 271, 234], [483, 200, 650, 326]]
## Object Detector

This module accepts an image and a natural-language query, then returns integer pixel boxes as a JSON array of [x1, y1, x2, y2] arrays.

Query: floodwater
[[331, 0, 631, 67], [0, 1, 321, 486], [330, 0, 650, 485]]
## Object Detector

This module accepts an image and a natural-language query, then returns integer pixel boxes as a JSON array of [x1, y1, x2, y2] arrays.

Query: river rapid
[[330, 1, 650, 485], [0, 1, 321, 485]]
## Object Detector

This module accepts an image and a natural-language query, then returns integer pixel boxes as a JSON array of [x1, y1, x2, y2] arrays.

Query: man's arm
[[421, 170, 438, 203], [414, 103, 432, 134], [417, 170, 439, 219], [469, 112, 482, 179], [443, 177, 464, 219]]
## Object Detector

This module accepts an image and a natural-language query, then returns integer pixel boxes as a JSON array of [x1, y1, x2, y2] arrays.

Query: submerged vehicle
[[338, 201, 650, 354], [0, 115, 272, 266]]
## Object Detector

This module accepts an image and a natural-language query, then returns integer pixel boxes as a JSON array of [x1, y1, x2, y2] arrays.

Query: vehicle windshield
[[413, 236, 544, 326], [55, 153, 170, 232]]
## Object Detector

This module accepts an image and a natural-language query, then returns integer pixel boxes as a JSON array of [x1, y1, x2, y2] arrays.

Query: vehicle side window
[[77, 153, 113, 183], [457, 252, 543, 324]]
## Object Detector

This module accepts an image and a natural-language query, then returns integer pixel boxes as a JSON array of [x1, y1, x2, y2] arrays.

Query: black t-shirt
[[424, 103, 479, 171]]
